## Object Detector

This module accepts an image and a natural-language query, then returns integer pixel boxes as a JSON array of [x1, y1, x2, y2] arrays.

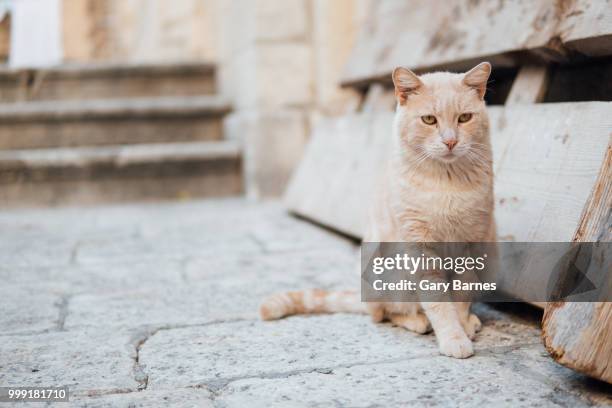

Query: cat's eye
[[458, 113, 473, 123], [421, 115, 437, 125]]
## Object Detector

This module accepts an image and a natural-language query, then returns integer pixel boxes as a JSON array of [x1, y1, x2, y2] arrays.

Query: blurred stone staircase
[[0, 62, 241, 207]]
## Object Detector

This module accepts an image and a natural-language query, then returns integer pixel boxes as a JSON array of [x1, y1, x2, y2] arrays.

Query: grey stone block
[[0, 330, 139, 394], [217, 346, 595, 408], [0, 141, 242, 208], [0, 62, 217, 102], [140, 315, 439, 389], [0, 285, 67, 335]]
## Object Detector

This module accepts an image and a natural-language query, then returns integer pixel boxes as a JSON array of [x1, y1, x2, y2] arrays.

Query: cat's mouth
[[438, 151, 459, 162]]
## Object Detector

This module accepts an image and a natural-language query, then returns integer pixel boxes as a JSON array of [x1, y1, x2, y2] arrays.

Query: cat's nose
[[443, 139, 457, 151], [440, 129, 457, 151]]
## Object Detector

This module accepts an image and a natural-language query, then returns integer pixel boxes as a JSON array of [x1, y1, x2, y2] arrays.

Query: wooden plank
[[543, 303, 612, 383], [341, 0, 612, 88], [505, 65, 549, 105], [556, 0, 612, 57], [542, 146, 612, 384], [492, 103, 611, 243], [284, 112, 394, 238], [361, 84, 396, 113], [572, 145, 612, 243], [488, 102, 609, 304]]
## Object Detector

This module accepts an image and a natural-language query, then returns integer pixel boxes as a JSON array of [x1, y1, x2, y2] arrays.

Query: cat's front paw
[[461, 313, 482, 340], [438, 333, 474, 359]]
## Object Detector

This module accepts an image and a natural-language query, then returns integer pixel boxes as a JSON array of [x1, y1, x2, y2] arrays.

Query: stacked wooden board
[[342, 0, 612, 88]]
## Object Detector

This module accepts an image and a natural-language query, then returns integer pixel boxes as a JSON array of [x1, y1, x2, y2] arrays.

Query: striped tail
[[260, 289, 366, 320]]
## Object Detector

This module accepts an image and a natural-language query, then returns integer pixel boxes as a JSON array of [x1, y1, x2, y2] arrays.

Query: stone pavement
[[0, 199, 610, 407]]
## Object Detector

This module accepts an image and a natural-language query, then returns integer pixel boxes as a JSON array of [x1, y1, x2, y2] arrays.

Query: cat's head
[[391, 62, 491, 165]]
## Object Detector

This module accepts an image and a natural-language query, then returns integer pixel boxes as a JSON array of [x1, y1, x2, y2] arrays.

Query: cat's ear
[[463, 62, 491, 100], [392, 67, 423, 104]]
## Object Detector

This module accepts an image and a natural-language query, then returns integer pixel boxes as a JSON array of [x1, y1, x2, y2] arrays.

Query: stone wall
[[62, 0, 219, 63], [219, 0, 367, 198], [0, 12, 9, 62], [59, 0, 368, 199]]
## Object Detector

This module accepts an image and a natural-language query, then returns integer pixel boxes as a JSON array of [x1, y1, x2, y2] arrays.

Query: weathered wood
[[341, 0, 612, 88], [543, 303, 612, 384], [542, 145, 612, 384], [361, 84, 396, 113], [492, 103, 611, 242], [573, 145, 612, 243], [284, 112, 393, 238], [506, 65, 549, 105]]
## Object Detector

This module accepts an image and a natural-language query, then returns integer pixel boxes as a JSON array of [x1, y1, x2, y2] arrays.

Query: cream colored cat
[[260, 62, 495, 359]]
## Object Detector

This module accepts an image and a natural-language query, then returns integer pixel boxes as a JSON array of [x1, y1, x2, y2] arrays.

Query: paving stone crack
[[179, 256, 191, 283], [69, 240, 81, 265], [247, 232, 269, 253], [130, 318, 254, 391], [71, 387, 137, 399], [55, 294, 72, 331], [0, 327, 60, 337], [199, 355, 440, 395], [193, 340, 548, 398], [132, 327, 159, 391]]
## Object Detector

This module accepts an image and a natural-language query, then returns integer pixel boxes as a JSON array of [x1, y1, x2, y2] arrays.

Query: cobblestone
[[0, 199, 609, 406]]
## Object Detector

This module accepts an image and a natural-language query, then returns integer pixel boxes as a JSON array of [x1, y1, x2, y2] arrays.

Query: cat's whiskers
[[408, 148, 433, 173], [463, 151, 479, 167], [463, 151, 493, 177], [467, 147, 493, 166]]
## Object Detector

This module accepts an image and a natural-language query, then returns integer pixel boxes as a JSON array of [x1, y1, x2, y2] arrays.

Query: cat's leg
[[421, 302, 473, 358], [389, 313, 432, 334], [366, 302, 386, 323], [454, 302, 482, 340]]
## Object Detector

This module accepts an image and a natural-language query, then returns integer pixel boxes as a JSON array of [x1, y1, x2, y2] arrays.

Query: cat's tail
[[260, 289, 366, 320]]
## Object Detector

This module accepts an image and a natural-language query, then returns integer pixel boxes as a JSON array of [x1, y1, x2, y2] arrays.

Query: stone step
[[0, 96, 231, 150], [0, 62, 217, 102], [0, 141, 242, 207]]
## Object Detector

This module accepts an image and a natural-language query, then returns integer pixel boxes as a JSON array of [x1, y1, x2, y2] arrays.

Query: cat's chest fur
[[394, 183, 493, 241]]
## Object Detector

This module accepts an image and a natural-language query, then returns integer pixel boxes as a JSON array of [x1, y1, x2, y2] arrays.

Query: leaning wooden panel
[[342, 0, 612, 87], [557, 0, 612, 57], [490, 102, 611, 306], [493, 102, 612, 243], [284, 112, 394, 238], [542, 146, 612, 384]]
